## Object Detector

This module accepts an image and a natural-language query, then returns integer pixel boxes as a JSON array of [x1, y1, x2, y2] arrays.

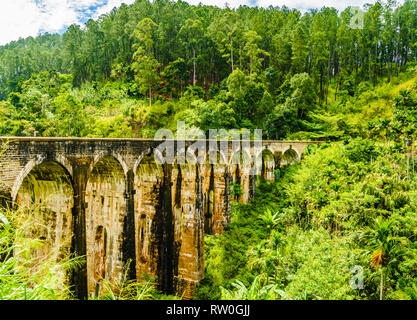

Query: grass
[[0, 205, 84, 300]]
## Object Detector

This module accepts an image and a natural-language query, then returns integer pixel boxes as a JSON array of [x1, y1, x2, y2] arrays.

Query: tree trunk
[[407, 143, 410, 180], [387, 61, 391, 83], [395, 19, 399, 77], [320, 72, 323, 104], [379, 268, 383, 300], [231, 38, 234, 72], [250, 57, 253, 80], [193, 48, 196, 86], [239, 42, 242, 69], [411, 140, 414, 177], [335, 62, 341, 101]]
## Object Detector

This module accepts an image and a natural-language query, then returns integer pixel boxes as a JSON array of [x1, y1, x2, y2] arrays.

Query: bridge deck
[[0, 136, 322, 143]]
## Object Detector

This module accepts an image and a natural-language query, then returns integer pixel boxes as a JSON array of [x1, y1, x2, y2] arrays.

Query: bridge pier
[[71, 164, 88, 300], [171, 161, 204, 298]]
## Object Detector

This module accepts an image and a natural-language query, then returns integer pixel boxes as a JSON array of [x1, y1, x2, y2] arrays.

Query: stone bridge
[[0, 137, 318, 299]]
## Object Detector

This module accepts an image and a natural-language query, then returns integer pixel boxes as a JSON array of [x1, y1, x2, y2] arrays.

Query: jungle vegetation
[[1, 0, 417, 140], [2, 0, 417, 300]]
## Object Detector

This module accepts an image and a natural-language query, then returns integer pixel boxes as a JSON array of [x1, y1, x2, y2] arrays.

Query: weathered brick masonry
[[0, 137, 315, 299]]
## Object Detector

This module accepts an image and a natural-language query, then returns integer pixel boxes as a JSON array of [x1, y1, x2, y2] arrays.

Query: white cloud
[[0, 0, 135, 46], [1, 0, 47, 45], [93, 0, 136, 18]]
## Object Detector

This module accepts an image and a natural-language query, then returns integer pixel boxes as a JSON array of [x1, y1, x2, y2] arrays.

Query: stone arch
[[252, 147, 276, 181], [207, 149, 228, 165], [282, 147, 300, 166], [171, 155, 197, 241], [260, 148, 276, 181], [185, 147, 200, 165], [229, 149, 252, 203], [11, 155, 73, 202], [228, 148, 252, 167], [273, 151, 282, 167], [85, 155, 126, 297], [185, 141, 205, 166], [133, 147, 154, 174], [14, 160, 74, 284], [89, 152, 128, 178]]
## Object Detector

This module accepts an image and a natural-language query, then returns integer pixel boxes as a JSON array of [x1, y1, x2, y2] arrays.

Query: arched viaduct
[[0, 137, 318, 299]]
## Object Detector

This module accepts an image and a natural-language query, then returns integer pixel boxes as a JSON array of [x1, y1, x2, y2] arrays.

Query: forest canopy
[[1, 0, 417, 139]]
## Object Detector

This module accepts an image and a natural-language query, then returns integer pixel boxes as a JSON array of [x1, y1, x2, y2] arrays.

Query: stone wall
[[0, 137, 318, 299]]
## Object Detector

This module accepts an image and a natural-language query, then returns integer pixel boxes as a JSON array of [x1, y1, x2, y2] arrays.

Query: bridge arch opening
[[273, 151, 282, 168], [260, 149, 276, 181], [85, 155, 126, 298], [282, 148, 300, 166], [229, 149, 252, 203], [15, 160, 74, 285]]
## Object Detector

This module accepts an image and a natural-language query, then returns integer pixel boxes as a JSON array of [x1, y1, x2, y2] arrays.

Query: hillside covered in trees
[[1, 0, 417, 140], [2, 0, 417, 300]]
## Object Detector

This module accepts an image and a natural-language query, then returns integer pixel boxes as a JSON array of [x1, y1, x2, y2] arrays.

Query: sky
[[0, 0, 379, 46]]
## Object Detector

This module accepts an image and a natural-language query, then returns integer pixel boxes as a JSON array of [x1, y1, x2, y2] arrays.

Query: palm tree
[[260, 208, 281, 230], [361, 217, 403, 300], [220, 276, 284, 300]]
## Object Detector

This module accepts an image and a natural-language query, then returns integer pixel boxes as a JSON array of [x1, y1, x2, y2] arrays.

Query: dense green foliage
[[0, 203, 81, 300], [3, 0, 417, 300], [2, 0, 417, 138], [194, 76, 417, 300], [197, 137, 417, 300]]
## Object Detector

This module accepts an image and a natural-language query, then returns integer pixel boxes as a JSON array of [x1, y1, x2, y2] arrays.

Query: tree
[[178, 19, 204, 86], [335, 8, 357, 98], [362, 217, 404, 300], [63, 24, 85, 86], [226, 68, 246, 99], [271, 30, 292, 85], [243, 30, 269, 81], [382, 2, 395, 83], [52, 91, 87, 137], [161, 58, 188, 98], [207, 11, 242, 73], [291, 25, 309, 74], [287, 73, 317, 119], [310, 12, 330, 103], [132, 18, 160, 106], [264, 73, 316, 139]]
